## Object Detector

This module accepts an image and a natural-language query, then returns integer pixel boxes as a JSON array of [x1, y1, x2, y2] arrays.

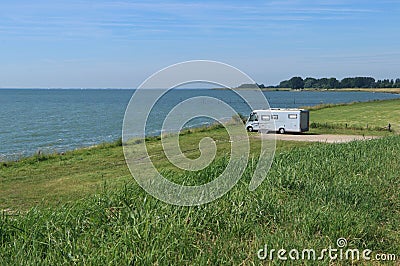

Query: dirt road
[[260, 134, 380, 143]]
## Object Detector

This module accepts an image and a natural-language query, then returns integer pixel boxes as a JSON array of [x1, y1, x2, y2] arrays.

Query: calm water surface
[[1, 89, 399, 161]]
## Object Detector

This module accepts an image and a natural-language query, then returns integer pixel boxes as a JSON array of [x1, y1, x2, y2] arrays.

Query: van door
[[246, 112, 259, 131], [300, 111, 309, 131]]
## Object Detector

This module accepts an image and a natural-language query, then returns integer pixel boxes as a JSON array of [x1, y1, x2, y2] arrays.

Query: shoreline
[[2, 97, 399, 163], [214, 87, 400, 94]]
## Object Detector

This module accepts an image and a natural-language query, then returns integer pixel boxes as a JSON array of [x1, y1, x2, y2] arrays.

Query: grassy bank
[[1, 100, 400, 264], [1, 136, 399, 264], [0, 140, 131, 210], [0, 126, 308, 210], [306, 99, 400, 135]]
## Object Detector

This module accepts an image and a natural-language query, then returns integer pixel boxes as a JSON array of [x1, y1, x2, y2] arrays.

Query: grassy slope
[[1, 100, 400, 264], [1, 137, 399, 264], [0, 142, 131, 210], [0, 127, 308, 210], [307, 99, 400, 135], [310, 99, 400, 128]]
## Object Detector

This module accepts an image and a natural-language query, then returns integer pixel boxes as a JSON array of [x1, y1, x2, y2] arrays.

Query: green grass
[[0, 126, 309, 210], [1, 100, 400, 264], [1, 136, 399, 264], [0, 140, 132, 210], [307, 99, 400, 135]]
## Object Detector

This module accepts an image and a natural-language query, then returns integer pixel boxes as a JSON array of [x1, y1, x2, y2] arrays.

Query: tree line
[[251, 77, 400, 90]]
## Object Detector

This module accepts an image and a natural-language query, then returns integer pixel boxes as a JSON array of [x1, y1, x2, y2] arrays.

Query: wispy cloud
[[0, 0, 399, 87], [0, 0, 386, 41]]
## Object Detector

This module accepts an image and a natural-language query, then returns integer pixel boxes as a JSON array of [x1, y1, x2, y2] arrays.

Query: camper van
[[245, 108, 309, 134]]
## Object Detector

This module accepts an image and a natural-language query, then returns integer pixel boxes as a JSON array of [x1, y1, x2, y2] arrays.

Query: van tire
[[247, 126, 253, 132], [279, 128, 285, 134]]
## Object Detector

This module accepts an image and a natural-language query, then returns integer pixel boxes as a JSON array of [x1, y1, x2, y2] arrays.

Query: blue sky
[[0, 0, 399, 88]]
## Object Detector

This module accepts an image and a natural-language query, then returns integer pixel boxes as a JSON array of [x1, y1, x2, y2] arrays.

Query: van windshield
[[249, 113, 258, 122]]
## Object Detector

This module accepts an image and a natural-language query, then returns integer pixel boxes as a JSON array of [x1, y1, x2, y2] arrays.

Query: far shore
[[214, 87, 400, 94]]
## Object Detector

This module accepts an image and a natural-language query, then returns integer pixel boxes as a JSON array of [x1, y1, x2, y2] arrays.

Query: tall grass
[[308, 99, 400, 134], [1, 136, 399, 264], [310, 122, 391, 132]]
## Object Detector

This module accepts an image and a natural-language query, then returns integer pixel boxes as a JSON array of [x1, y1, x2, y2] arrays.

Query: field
[[306, 99, 400, 135], [0, 127, 309, 210], [1, 100, 400, 264]]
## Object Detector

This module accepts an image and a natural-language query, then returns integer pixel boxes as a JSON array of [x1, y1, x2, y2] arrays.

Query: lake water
[[1, 89, 399, 161]]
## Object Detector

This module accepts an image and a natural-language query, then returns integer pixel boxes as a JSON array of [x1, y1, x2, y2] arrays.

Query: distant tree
[[237, 83, 258, 88], [354, 77, 375, 88], [340, 78, 355, 88], [385, 79, 391, 87], [328, 77, 340, 89], [274, 76, 398, 89], [304, 77, 317, 88], [257, 83, 266, 88], [289, 77, 304, 90], [317, 78, 329, 89], [395, 78, 400, 88], [278, 80, 291, 88]]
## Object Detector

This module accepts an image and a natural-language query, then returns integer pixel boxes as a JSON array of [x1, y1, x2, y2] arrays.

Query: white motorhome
[[245, 108, 309, 134]]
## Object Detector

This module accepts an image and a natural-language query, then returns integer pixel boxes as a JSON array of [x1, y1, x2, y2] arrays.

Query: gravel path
[[260, 134, 380, 143]]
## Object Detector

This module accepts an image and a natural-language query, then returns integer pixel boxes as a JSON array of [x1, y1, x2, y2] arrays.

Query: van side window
[[288, 114, 297, 119], [272, 115, 278, 120], [261, 115, 270, 121]]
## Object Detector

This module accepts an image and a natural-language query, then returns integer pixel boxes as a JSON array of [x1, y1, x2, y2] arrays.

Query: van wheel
[[279, 128, 285, 134], [247, 126, 253, 132]]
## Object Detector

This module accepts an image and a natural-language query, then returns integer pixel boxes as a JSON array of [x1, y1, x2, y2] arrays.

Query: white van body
[[245, 108, 309, 134]]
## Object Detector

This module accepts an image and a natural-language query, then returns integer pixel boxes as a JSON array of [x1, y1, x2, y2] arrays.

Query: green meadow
[[307, 99, 400, 134], [1, 100, 399, 264]]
